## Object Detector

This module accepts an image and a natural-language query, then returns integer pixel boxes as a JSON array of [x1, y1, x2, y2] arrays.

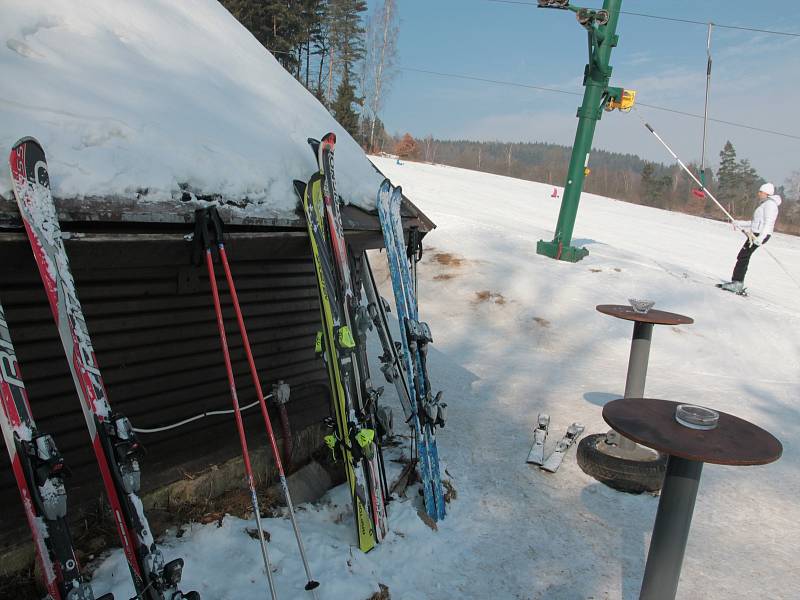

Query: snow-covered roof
[[0, 0, 383, 221]]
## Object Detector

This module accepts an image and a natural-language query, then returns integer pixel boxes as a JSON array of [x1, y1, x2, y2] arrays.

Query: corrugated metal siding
[[0, 233, 330, 545]]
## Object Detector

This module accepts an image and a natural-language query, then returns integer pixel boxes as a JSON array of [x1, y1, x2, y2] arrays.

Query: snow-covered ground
[[87, 159, 800, 599], [0, 1, 382, 214]]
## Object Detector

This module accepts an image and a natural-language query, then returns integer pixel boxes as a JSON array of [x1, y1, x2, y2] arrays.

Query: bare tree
[[787, 169, 800, 201], [423, 134, 435, 162], [364, 0, 398, 151]]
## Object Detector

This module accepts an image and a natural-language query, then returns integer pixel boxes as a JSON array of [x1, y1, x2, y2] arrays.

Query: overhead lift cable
[[487, 0, 800, 37], [398, 66, 800, 140]]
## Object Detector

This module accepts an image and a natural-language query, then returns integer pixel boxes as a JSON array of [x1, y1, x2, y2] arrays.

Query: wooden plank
[[24, 349, 324, 420], [0, 193, 428, 233], [6, 286, 320, 323]]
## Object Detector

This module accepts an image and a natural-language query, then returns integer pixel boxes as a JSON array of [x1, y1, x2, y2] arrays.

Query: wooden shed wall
[[0, 232, 331, 547]]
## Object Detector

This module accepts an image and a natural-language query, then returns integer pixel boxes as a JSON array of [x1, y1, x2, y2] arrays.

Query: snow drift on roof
[[0, 0, 383, 217]]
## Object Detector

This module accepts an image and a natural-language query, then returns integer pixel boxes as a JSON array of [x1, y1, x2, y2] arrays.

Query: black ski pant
[[732, 233, 770, 283]]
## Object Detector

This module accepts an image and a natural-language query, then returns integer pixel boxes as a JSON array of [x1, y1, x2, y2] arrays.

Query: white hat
[[759, 182, 775, 195]]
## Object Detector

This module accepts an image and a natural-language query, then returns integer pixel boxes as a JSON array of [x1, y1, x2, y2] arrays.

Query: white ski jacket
[[737, 195, 781, 244]]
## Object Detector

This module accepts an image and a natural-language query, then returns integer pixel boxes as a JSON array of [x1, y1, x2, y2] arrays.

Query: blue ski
[[377, 181, 446, 521]]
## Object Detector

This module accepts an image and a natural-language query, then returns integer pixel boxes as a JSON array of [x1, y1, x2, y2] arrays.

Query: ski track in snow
[[86, 158, 800, 599]]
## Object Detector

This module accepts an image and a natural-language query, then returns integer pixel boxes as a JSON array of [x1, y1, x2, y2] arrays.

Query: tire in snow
[[577, 433, 667, 494]]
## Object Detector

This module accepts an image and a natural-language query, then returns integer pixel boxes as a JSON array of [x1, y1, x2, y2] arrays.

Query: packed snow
[[0, 1, 382, 215], [87, 159, 800, 599]]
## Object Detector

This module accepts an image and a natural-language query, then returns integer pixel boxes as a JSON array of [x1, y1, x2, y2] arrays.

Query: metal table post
[[603, 398, 783, 600], [639, 456, 702, 599], [615, 320, 653, 451]]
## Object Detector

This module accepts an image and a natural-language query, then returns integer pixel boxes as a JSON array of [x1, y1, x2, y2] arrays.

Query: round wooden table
[[595, 305, 693, 458], [603, 398, 782, 600]]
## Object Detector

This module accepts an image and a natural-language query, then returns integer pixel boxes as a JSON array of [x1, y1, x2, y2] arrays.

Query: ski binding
[[526, 413, 550, 465], [540, 422, 585, 473]]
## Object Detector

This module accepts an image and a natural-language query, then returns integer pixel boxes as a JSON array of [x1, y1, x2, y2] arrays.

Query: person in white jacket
[[720, 182, 782, 293]]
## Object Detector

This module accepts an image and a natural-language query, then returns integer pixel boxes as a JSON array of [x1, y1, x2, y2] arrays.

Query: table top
[[596, 304, 694, 326], [603, 398, 783, 466]]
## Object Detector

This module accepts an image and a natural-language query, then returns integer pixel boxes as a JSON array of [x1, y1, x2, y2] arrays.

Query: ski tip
[[11, 136, 43, 152], [321, 131, 336, 146], [293, 180, 307, 197], [377, 179, 392, 205]]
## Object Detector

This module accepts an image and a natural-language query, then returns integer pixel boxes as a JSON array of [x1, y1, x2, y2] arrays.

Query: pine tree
[[736, 158, 764, 217], [297, 0, 325, 85], [327, 0, 367, 101], [716, 141, 739, 215], [220, 0, 327, 87], [640, 162, 669, 207], [331, 67, 361, 136]]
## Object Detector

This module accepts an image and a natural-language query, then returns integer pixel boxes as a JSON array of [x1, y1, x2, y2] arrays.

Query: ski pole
[[197, 213, 278, 600], [216, 240, 320, 597]]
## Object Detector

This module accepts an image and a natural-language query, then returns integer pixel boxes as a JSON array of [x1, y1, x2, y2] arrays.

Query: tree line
[[219, 0, 397, 150], [390, 135, 800, 235]]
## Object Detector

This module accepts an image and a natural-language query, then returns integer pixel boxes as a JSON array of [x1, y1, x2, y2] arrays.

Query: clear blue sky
[[370, 0, 800, 183]]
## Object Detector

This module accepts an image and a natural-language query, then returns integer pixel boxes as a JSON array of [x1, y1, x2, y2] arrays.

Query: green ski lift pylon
[[536, 0, 626, 262]]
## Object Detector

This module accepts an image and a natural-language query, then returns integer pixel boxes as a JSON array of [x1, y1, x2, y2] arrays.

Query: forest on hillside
[[390, 135, 800, 235], [218, 1, 799, 235]]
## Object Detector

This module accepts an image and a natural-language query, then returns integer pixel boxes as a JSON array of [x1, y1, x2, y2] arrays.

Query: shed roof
[[0, 0, 432, 232]]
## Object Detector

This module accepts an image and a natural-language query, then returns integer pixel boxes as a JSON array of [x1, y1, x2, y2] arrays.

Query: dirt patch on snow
[[533, 317, 551, 328], [427, 251, 468, 282], [431, 252, 466, 267], [367, 584, 391, 600], [443, 479, 458, 503], [474, 290, 506, 305]]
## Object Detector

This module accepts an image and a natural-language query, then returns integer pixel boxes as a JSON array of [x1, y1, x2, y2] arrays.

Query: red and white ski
[[9, 137, 198, 600], [0, 301, 111, 600]]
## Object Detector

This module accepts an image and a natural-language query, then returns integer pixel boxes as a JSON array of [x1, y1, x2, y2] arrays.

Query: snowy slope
[[0, 1, 382, 216], [88, 160, 800, 600]]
